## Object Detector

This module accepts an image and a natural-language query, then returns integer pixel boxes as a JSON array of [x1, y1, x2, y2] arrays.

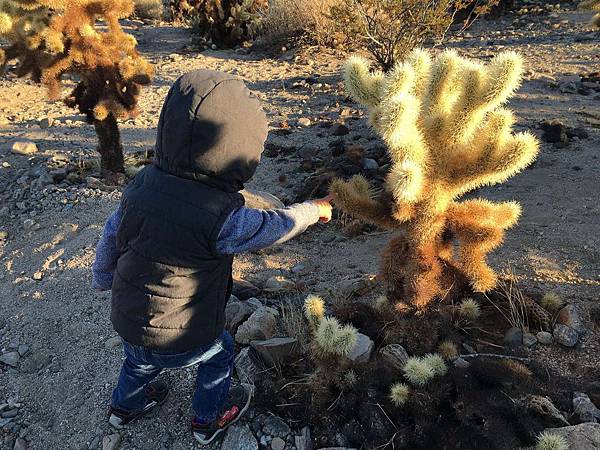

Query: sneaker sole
[[109, 391, 169, 430], [193, 383, 254, 445]]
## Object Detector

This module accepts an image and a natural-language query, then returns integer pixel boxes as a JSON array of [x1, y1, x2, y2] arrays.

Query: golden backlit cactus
[[332, 49, 539, 309], [0, 0, 153, 174]]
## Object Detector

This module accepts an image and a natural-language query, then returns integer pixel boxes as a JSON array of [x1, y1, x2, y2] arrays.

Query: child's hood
[[154, 70, 269, 193]]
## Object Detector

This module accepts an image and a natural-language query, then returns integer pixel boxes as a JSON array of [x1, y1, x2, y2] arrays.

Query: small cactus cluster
[[535, 431, 568, 450], [540, 292, 565, 313], [458, 298, 482, 321], [402, 353, 447, 387], [304, 295, 358, 358], [389, 382, 410, 406], [437, 341, 459, 360], [331, 49, 539, 310]]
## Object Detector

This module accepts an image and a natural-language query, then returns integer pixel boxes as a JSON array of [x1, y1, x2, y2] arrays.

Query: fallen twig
[[459, 353, 531, 362]]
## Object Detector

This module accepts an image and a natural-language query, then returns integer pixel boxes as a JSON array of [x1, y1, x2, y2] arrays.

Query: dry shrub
[[259, 0, 340, 46], [134, 0, 164, 20]]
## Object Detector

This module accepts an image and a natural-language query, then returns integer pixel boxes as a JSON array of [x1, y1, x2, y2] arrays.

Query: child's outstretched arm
[[216, 196, 333, 255], [92, 206, 122, 291]]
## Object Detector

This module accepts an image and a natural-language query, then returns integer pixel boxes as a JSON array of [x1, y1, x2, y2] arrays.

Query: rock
[[338, 275, 377, 299], [379, 344, 409, 371], [297, 118, 311, 127], [345, 333, 374, 364], [221, 424, 258, 450], [263, 275, 296, 294], [13, 438, 27, 450], [295, 427, 312, 450], [503, 327, 523, 348], [263, 415, 291, 438], [572, 392, 600, 423], [11, 141, 38, 155], [32, 271, 43, 281], [522, 332, 538, 347], [556, 305, 586, 335], [362, 158, 379, 171], [454, 357, 470, 369], [2, 409, 18, 418], [567, 127, 589, 140], [241, 188, 285, 210], [558, 74, 581, 94], [39, 117, 54, 128], [233, 278, 262, 300], [541, 120, 568, 144], [251, 337, 299, 367], [543, 423, 600, 450], [86, 177, 105, 189], [0, 417, 13, 428], [553, 324, 579, 347], [271, 437, 286, 450], [225, 299, 255, 334], [332, 124, 350, 136], [17, 345, 29, 357], [537, 331, 553, 345], [102, 434, 121, 450], [0, 352, 20, 367], [235, 308, 277, 344], [104, 336, 122, 350], [235, 347, 258, 385]]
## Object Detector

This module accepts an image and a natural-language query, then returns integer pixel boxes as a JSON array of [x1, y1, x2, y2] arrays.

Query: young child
[[92, 70, 333, 445]]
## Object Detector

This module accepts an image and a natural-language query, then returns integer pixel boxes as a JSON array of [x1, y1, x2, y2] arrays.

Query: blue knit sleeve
[[216, 202, 322, 255], [92, 206, 122, 290]]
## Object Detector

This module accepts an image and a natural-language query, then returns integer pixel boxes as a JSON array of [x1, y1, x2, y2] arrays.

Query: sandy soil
[[0, 5, 599, 450]]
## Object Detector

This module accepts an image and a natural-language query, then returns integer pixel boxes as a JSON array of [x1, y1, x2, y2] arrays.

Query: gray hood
[[154, 70, 268, 193]]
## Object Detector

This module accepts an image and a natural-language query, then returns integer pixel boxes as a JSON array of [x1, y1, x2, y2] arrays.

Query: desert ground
[[0, 3, 599, 450]]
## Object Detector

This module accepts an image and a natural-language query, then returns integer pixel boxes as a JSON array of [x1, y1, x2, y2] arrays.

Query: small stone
[[503, 327, 523, 348], [16, 345, 29, 357], [332, 123, 350, 136], [233, 278, 262, 300], [0, 352, 20, 367], [221, 424, 258, 450], [379, 344, 409, 371], [85, 177, 105, 189], [572, 392, 600, 423], [1, 409, 18, 418], [13, 438, 27, 450], [235, 347, 258, 385], [235, 307, 277, 344], [536, 331, 553, 345], [39, 117, 54, 129], [11, 141, 38, 155], [297, 118, 311, 127], [454, 357, 470, 369], [23, 219, 35, 230], [32, 271, 43, 281], [541, 120, 568, 144], [102, 434, 121, 450], [556, 305, 586, 335], [271, 437, 286, 450], [295, 427, 312, 450], [362, 158, 379, 171], [104, 336, 122, 350], [345, 333, 374, 364], [522, 332, 537, 347], [553, 324, 579, 347], [263, 275, 296, 293], [263, 415, 291, 438], [251, 337, 299, 367]]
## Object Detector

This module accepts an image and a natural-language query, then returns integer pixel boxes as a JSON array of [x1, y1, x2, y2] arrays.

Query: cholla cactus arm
[[344, 55, 385, 108], [330, 176, 402, 229], [304, 295, 325, 330]]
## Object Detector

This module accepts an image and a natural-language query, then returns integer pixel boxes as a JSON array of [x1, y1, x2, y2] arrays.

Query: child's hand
[[311, 194, 334, 223]]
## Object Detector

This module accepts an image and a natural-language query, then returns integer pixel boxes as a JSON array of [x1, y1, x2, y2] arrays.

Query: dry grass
[[485, 270, 529, 330], [258, 0, 340, 45], [281, 297, 311, 351]]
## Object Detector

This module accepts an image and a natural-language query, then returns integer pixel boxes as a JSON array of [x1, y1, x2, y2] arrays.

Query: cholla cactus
[[0, 0, 153, 174], [422, 353, 447, 376], [331, 49, 539, 309], [438, 341, 458, 360], [389, 382, 410, 406], [458, 298, 481, 320], [535, 431, 568, 450], [579, 0, 600, 28], [304, 294, 326, 329], [403, 353, 447, 386], [540, 292, 564, 313]]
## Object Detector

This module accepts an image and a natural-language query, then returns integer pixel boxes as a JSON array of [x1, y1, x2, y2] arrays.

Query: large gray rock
[[553, 324, 579, 347], [262, 415, 291, 438], [221, 424, 258, 450], [250, 337, 299, 367], [295, 427, 312, 450], [225, 299, 255, 333], [241, 188, 285, 209], [0, 352, 20, 367], [379, 344, 409, 371], [235, 347, 258, 385], [544, 423, 600, 450], [235, 307, 277, 344], [345, 333, 374, 364], [102, 434, 121, 450], [557, 305, 586, 335], [572, 392, 600, 423]]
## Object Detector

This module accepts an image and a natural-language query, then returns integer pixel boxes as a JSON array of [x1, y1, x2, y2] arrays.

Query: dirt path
[[0, 7, 599, 450]]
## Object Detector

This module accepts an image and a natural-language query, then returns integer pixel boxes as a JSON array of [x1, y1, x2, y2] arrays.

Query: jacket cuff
[[92, 270, 113, 291]]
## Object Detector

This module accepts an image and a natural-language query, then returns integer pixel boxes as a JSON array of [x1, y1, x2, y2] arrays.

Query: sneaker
[[192, 382, 254, 445], [108, 380, 169, 429]]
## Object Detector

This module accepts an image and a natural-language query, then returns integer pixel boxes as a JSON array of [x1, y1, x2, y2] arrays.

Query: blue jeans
[[111, 330, 234, 423]]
